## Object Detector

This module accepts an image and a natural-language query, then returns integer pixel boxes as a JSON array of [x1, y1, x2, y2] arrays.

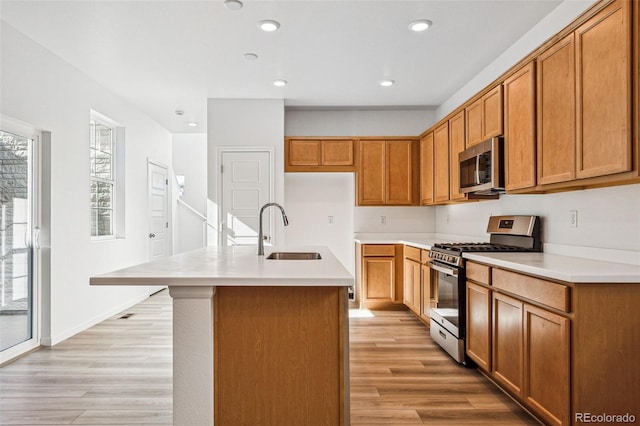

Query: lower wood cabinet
[[420, 261, 434, 323], [492, 292, 524, 398], [523, 304, 569, 426], [359, 244, 403, 309], [403, 246, 421, 315], [466, 282, 491, 371], [466, 261, 571, 426]]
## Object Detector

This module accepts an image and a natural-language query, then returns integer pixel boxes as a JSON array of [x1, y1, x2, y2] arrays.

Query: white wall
[[435, 184, 640, 264], [285, 108, 437, 273], [285, 108, 436, 136], [173, 133, 207, 253], [284, 173, 355, 273], [436, 0, 598, 120], [1, 23, 173, 345], [432, 0, 639, 265], [207, 99, 285, 246], [285, 107, 436, 233]]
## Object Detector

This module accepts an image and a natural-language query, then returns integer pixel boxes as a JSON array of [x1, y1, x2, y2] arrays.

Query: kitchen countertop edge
[[90, 245, 354, 287], [355, 236, 640, 284]]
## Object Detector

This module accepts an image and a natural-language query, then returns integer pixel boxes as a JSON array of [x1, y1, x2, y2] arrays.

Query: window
[[90, 111, 124, 239]]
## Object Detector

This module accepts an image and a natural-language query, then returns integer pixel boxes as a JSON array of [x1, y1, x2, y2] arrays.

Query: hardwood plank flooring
[[0, 290, 538, 425], [350, 310, 538, 425]]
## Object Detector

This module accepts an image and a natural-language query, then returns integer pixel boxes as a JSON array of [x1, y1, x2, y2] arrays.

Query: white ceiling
[[0, 0, 564, 133]]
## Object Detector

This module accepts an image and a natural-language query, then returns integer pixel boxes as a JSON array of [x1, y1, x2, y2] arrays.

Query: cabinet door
[[449, 110, 466, 201], [492, 292, 523, 397], [524, 304, 570, 426], [362, 257, 395, 302], [482, 85, 504, 140], [576, 0, 632, 179], [434, 122, 450, 203], [321, 140, 354, 166], [537, 34, 576, 185], [466, 282, 491, 371], [357, 140, 386, 205], [420, 264, 432, 322], [386, 140, 414, 205], [504, 62, 536, 191], [288, 139, 321, 166], [403, 259, 420, 314], [420, 132, 434, 205], [465, 99, 483, 147]]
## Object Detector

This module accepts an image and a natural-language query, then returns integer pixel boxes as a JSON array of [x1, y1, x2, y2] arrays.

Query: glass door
[[0, 125, 39, 362]]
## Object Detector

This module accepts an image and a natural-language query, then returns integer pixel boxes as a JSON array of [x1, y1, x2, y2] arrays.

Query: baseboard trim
[[41, 292, 150, 346]]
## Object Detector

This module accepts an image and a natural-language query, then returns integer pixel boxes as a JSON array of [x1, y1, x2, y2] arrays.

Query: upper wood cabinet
[[357, 139, 418, 206], [285, 138, 356, 172], [358, 140, 385, 204], [419, 132, 434, 205], [534, 0, 633, 189], [575, 0, 632, 179], [537, 34, 576, 186], [433, 122, 450, 203], [448, 110, 467, 201], [465, 85, 504, 147], [504, 62, 537, 191]]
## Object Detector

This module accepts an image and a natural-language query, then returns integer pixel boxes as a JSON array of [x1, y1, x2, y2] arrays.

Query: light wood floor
[[0, 290, 538, 425]]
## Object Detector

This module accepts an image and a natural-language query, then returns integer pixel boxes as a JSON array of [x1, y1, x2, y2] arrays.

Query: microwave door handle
[[474, 155, 481, 184]]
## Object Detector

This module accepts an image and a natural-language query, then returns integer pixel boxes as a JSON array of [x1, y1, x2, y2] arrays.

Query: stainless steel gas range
[[428, 215, 541, 365]]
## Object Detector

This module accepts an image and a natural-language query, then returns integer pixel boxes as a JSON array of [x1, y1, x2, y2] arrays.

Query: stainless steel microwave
[[459, 137, 505, 195]]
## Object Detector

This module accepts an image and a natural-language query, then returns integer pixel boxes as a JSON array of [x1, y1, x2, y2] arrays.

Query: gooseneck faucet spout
[[258, 202, 289, 256]]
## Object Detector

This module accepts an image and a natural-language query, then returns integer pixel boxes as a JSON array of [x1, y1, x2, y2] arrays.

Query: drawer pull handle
[[439, 330, 446, 339]]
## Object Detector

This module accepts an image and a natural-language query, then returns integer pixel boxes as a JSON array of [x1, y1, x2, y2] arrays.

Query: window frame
[[90, 111, 118, 240]]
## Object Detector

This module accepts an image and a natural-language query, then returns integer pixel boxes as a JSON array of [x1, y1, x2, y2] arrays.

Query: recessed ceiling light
[[258, 20, 280, 32], [273, 79, 288, 87], [409, 19, 432, 32], [243, 53, 258, 61], [224, 0, 243, 10], [187, 122, 198, 127], [379, 79, 395, 87]]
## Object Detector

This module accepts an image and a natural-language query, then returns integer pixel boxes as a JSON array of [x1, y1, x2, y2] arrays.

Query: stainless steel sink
[[266, 252, 322, 260]]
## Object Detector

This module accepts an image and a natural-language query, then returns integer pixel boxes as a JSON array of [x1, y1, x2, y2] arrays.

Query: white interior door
[[148, 161, 169, 260], [220, 151, 271, 246]]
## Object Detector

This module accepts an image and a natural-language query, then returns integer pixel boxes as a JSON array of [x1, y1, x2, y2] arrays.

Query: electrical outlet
[[569, 210, 578, 228], [380, 216, 386, 225], [328, 216, 334, 225]]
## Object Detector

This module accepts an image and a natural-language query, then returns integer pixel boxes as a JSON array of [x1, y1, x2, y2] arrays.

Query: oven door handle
[[428, 261, 459, 277]]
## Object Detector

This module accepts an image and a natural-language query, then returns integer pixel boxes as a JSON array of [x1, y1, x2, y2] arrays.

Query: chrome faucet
[[258, 202, 289, 256]]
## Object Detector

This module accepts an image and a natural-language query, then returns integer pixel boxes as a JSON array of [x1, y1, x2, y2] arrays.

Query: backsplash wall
[[435, 183, 640, 263]]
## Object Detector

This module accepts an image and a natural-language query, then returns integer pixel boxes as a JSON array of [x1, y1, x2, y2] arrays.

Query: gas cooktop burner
[[432, 242, 533, 253]]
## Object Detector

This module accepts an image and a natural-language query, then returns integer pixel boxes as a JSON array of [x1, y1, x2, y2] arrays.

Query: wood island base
[[170, 285, 350, 426]]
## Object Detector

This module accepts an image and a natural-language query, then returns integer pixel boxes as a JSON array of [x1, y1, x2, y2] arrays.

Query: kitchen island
[[90, 245, 353, 426]]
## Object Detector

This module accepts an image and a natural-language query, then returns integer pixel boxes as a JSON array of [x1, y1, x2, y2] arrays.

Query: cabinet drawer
[[404, 245, 421, 262], [492, 268, 570, 312], [421, 249, 430, 264], [466, 261, 490, 285], [363, 244, 396, 257]]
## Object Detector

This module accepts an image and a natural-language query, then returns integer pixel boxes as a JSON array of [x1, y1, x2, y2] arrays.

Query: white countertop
[[90, 246, 354, 287], [355, 235, 640, 283], [463, 252, 640, 283]]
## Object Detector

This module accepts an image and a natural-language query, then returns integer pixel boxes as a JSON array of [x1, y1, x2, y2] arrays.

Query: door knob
[[149, 233, 156, 238]]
